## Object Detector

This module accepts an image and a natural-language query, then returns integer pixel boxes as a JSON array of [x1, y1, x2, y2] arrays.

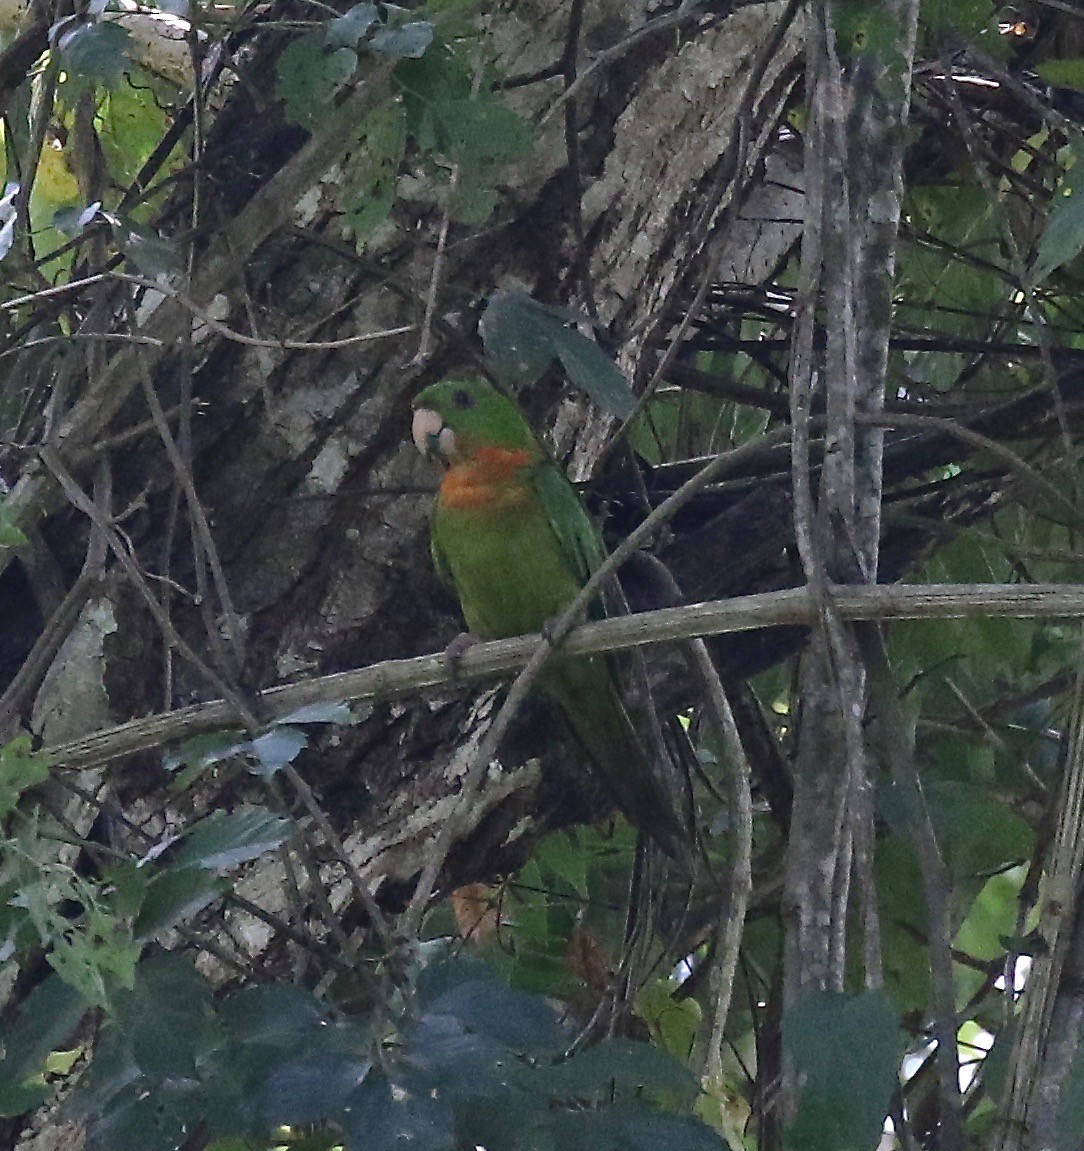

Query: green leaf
[[113, 954, 217, 1078], [480, 290, 635, 417], [439, 99, 533, 169], [259, 1058, 372, 1127], [247, 726, 308, 776], [217, 983, 328, 1045], [83, 1079, 202, 1151], [925, 780, 1033, 876], [480, 290, 562, 386], [132, 866, 226, 939], [370, 22, 434, 58], [343, 101, 407, 244], [539, 1039, 696, 1102], [535, 832, 588, 897], [636, 980, 702, 1061], [552, 324, 636, 419], [173, 807, 293, 872], [327, 3, 379, 48], [0, 975, 86, 1116], [1035, 58, 1084, 92], [0, 501, 26, 546], [0, 735, 51, 818], [57, 22, 132, 88], [0, 1077, 51, 1118], [163, 730, 247, 774], [114, 219, 179, 278], [276, 32, 357, 129], [422, 971, 570, 1053], [546, 1109, 727, 1151], [342, 1073, 454, 1151], [1032, 145, 1084, 284], [783, 990, 901, 1151]]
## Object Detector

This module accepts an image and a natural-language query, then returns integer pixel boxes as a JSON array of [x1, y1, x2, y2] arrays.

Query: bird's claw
[[443, 631, 479, 673], [539, 616, 563, 647]]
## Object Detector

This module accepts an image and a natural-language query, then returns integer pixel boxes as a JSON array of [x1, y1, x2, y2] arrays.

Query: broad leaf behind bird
[[410, 377, 688, 858]]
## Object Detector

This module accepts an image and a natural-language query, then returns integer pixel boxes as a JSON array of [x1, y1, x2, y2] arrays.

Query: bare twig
[[38, 444, 259, 731]]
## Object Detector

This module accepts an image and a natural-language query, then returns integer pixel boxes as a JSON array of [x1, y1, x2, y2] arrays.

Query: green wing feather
[[529, 462, 609, 617], [430, 533, 454, 588]]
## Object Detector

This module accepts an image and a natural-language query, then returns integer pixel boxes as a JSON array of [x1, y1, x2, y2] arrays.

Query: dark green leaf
[[57, 22, 131, 87], [247, 726, 308, 775], [423, 974, 569, 1053], [1035, 58, 1084, 92], [83, 1078, 201, 1151], [62, 1025, 139, 1122], [546, 1109, 727, 1151], [538, 1039, 696, 1102], [114, 954, 218, 1080], [260, 1058, 372, 1126], [0, 974, 86, 1113], [133, 866, 226, 939], [276, 32, 357, 128], [0, 1077, 51, 1118], [1032, 147, 1084, 284], [925, 780, 1033, 875], [480, 290, 560, 385], [405, 1014, 511, 1094], [163, 730, 247, 775], [370, 22, 434, 58], [114, 221, 179, 278], [344, 101, 407, 243], [480, 290, 634, 416], [174, 807, 293, 872], [327, 3, 378, 48], [342, 1073, 454, 1151], [552, 325, 636, 418], [218, 983, 329, 1046], [783, 990, 900, 1151]]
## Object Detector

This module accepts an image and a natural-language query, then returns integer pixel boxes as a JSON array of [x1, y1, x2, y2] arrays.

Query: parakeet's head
[[411, 378, 541, 465]]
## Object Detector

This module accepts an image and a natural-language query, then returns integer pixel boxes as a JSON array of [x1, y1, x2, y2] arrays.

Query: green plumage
[[412, 378, 686, 857]]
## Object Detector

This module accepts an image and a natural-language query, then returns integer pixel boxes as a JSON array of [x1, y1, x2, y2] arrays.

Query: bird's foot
[[539, 615, 564, 648], [443, 631, 480, 674]]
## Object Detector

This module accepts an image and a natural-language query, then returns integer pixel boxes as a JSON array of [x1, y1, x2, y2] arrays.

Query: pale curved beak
[[412, 407, 443, 457], [411, 407, 459, 462]]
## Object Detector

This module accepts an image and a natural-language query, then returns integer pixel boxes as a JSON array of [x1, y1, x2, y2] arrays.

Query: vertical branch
[[995, 634, 1084, 1151], [784, 0, 920, 1116], [858, 624, 964, 1147]]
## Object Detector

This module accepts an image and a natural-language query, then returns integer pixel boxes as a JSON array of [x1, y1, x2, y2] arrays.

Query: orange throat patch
[[439, 447, 535, 511]]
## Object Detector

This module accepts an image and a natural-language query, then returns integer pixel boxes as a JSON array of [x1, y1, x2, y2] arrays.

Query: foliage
[[0, 0, 1081, 1149], [39, 953, 719, 1151]]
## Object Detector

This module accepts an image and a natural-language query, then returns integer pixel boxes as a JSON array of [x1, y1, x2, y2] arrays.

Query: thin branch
[[38, 445, 260, 731], [857, 623, 964, 1144], [694, 638, 754, 1087], [40, 582, 1084, 773]]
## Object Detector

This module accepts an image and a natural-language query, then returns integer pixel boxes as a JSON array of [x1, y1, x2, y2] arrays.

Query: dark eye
[[452, 388, 476, 410]]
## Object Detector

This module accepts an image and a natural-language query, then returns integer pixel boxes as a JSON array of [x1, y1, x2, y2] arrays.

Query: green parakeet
[[411, 377, 687, 857]]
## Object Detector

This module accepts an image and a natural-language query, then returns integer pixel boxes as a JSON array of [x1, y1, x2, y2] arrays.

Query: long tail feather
[[543, 656, 690, 862]]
